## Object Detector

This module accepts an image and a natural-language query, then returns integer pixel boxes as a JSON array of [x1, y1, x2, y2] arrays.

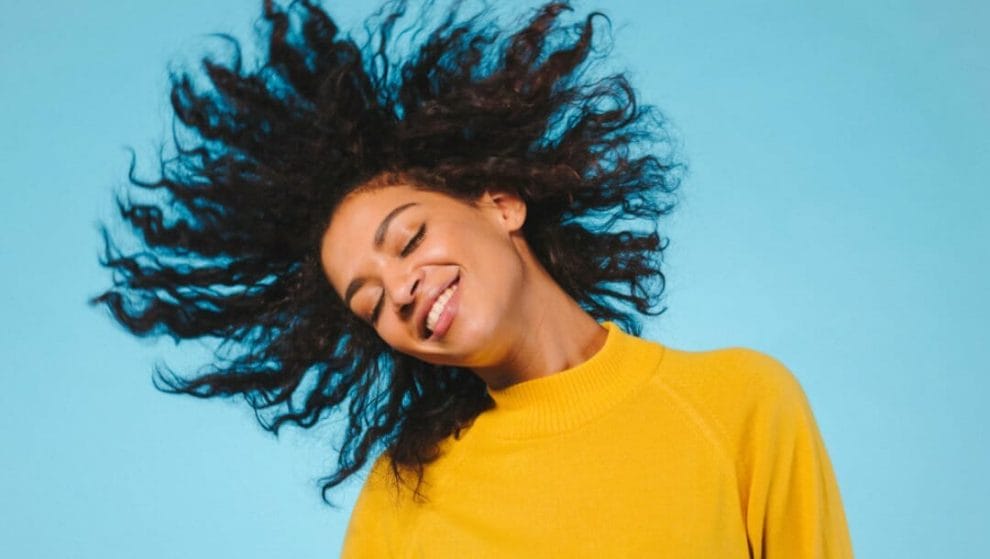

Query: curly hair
[[94, 0, 682, 506]]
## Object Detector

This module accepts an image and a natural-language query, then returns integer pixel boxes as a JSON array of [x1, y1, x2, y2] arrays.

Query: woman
[[96, 0, 853, 556]]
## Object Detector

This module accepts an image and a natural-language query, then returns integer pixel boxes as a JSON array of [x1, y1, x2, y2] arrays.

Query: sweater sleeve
[[742, 352, 854, 559], [339, 452, 396, 559]]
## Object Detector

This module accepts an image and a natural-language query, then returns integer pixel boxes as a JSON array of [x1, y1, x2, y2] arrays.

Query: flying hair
[[94, 0, 683, 506]]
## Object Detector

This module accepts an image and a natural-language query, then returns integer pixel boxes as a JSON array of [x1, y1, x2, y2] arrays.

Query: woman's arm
[[743, 355, 854, 558]]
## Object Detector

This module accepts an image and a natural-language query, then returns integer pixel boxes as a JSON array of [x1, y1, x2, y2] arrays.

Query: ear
[[479, 190, 527, 233]]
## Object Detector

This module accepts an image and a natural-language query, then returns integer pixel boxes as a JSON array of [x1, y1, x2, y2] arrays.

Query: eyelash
[[400, 224, 426, 256], [370, 224, 426, 323]]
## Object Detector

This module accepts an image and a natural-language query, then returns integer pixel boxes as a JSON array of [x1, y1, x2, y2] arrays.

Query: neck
[[470, 252, 608, 390]]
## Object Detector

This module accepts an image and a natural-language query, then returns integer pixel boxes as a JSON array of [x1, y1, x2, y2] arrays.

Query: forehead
[[327, 184, 445, 239]]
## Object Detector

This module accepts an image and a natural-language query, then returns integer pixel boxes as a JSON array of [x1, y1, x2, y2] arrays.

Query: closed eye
[[370, 294, 384, 324], [370, 224, 425, 324], [401, 224, 426, 256]]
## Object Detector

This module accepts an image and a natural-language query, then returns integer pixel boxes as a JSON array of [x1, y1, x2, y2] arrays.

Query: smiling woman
[[320, 177, 604, 387], [94, 0, 852, 556]]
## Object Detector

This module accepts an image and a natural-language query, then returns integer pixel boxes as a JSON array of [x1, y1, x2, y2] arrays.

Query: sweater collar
[[479, 321, 666, 439]]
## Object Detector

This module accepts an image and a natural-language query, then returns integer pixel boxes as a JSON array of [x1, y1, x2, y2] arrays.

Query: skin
[[319, 181, 608, 390]]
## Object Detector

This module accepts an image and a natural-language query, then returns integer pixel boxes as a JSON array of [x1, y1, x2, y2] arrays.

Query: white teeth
[[426, 284, 458, 333]]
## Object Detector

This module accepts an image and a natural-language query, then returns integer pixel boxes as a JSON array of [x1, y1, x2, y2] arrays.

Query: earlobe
[[485, 190, 527, 232]]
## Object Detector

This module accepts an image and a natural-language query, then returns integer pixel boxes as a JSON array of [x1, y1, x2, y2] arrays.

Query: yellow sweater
[[341, 322, 853, 558]]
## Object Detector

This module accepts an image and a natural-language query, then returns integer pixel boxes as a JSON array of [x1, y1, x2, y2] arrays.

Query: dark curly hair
[[94, 0, 682, 507]]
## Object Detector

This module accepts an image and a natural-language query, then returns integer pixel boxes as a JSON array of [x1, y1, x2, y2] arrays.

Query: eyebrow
[[343, 202, 419, 310]]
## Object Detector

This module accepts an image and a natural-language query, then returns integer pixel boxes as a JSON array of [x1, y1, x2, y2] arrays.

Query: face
[[320, 183, 530, 368]]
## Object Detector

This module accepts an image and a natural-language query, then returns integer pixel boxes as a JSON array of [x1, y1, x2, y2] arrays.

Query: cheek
[[374, 315, 402, 339], [469, 231, 525, 284], [458, 233, 526, 320]]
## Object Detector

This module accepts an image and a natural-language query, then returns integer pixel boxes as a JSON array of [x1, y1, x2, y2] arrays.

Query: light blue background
[[2, 1, 987, 557]]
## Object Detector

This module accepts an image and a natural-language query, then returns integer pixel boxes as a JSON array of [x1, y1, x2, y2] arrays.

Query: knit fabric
[[341, 321, 854, 558]]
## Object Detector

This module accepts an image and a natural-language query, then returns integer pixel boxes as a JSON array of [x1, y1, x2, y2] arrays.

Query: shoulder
[[657, 344, 806, 408], [341, 451, 419, 557], [356, 450, 418, 505], [650, 343, 813, 457], [348, 451, 396, 511]]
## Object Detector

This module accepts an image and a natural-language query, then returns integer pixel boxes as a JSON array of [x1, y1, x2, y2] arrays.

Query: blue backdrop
[[2, 1, 987, 556]]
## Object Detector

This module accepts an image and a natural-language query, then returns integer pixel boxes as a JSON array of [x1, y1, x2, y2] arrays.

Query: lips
[[418, 272, 460, 340]]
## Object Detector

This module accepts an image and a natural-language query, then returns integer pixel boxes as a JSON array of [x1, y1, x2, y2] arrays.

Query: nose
[[384, 265, 422, 319]]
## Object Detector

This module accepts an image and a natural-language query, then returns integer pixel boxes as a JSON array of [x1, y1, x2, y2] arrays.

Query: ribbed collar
[[478, 321, 666, 439]]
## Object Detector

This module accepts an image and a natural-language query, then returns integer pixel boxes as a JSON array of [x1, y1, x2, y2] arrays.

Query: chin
[[444, 321, 512, 369]]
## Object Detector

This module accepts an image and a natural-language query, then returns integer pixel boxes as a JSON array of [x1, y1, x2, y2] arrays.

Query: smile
[[424, 277, 460, 340]]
